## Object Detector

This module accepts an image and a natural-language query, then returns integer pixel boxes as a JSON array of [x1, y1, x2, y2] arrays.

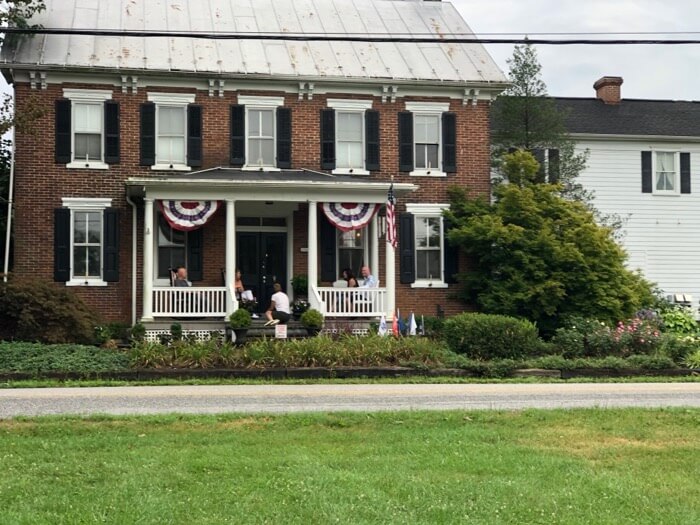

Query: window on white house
[[73, 103, 102, 161], [336, 112, 364, 169], [247, 108, 275, 167], [655, 152, 677, 192], [415, 216, 442, 281], [414, 114, 440, 170], [157, 214, 187, 280], [337, 228, 365, 276], [73, 210, 102, 279], [157, 106, 187, 166]]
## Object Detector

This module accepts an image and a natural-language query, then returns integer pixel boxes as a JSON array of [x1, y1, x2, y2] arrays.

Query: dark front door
[[237, 232, 287, 313]]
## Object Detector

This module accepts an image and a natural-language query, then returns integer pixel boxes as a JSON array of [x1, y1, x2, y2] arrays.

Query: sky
[[452, 0, 700, 100]]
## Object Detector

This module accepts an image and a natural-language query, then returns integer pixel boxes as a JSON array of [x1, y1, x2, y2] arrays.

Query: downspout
[[3, 127, 16, 282], [125, 193, 138, 326]]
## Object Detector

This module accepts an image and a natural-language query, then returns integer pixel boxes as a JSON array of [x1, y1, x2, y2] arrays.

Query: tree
[[445, 151, 654, 335], [491, 43, 589, 202]]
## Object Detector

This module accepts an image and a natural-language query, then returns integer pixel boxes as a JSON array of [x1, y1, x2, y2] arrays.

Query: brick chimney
[[593, 76, 623, 105]]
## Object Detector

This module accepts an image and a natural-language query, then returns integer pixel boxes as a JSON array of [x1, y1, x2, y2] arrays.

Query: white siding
[[576, 138, 700, 310]]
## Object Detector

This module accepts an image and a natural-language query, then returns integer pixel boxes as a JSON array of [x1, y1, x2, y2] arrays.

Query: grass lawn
[[1, 409, 698, 524]]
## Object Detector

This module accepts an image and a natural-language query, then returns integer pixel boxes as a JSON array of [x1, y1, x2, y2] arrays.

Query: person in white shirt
[[264, 283, 291, 326], [359, 266, 378, 287]]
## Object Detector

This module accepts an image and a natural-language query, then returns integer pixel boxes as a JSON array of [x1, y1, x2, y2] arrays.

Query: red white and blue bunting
[[322, 202, 380, 232], [159, 200, 221, 232]]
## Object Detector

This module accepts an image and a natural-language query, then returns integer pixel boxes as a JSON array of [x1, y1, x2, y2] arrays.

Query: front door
[[237, 232, 287, 313]]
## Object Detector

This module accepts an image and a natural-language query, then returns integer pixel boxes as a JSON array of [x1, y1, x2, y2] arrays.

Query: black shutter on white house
[[680, 152, 691, 194], [365, 110, 380, 171], [399, 212, 415, 284], [54, 208, 71, 282], [140, 102, 156, 166], [442, 218, 459, 284], [398, 112, 414, 172], [548, 149, 560, 183], [55, 99, 72, 164], [104, 101, 120, 164], [320, 214, 337, 282], [187, 105, 203, 167], [230, 105, 245, 166], [187, 228, 203, 282], [320, 109, 335, 170], [641, 151, 653, 193], [277, 107, 292, 169], [532, 148, 546, 183], [442, 112, 457, 173], [103, 208, 120, 282]]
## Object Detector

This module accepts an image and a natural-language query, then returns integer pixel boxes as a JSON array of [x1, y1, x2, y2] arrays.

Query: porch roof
[[126, 168, 418, 203]]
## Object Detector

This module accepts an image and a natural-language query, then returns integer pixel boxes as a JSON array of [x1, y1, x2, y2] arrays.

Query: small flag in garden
[[420, 315, 425, 336], [378, 315, 388, 336], [392, 311, 399, 337], [397, 309, 406, 336], [408, 312, 417, 336], [386, 183, 397, 249]]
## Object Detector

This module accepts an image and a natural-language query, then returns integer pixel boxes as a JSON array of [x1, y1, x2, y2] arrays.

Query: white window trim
[[406, 103, 449, 178], [652, 150, 681, 196], [327, 99, 373, 175], [63, 89, 112, 170], [237, 95, 285, 108], [239, 96, 284, 170], [327, 99, 373, 111], [406, 203, 449, 288], [147, 93, 195, 171], [61, 197, 112, 287]]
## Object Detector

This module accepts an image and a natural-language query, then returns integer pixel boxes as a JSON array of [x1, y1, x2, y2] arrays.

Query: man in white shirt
[[264, 282, 291, 326], [359, 266, 378, 287]]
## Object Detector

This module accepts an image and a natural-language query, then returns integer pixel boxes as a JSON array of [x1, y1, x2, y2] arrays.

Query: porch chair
[[353, 279, 380, 315]]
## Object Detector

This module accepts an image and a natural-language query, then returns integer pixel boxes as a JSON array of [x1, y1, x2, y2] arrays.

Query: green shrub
[[0, 342, 129, 374], [300, 308, 324, 329], [552, 317, 615, 358], [129, 323, 146, 343], [442, 313, 541, 360], [421, 316, 445, 339], [684, 349, 700, 369], [0, 279, 99, 344], [170, 322, 183, 341], [229, 308, 252, 329], [660, 306, 698, 335], [657, 333, 700, 364]]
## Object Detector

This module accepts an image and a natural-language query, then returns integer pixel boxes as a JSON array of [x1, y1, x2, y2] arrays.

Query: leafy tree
[[491, 43, 589, 202], [446, 151, 654, 335]]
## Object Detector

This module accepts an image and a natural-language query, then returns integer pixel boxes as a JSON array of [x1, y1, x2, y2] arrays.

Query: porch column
[[225, 199, 236, 316], [369, 212, 379, 280], [307, 201, 318, 298], [142, 197, 154, 321], [386, 240, 396, 319]]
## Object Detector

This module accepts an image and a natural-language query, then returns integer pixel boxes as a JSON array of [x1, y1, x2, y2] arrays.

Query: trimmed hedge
[[0, 342, 129, 374], [442, 313, 541, 360]]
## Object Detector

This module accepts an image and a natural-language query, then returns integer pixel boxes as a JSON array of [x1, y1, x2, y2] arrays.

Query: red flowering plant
[[612, 316, 662, 356]]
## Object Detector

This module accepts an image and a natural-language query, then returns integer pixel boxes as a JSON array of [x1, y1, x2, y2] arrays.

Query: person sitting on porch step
[[264, 283, 291, 326], [359, 266, 378, 288], [173, 266, 190, 287]]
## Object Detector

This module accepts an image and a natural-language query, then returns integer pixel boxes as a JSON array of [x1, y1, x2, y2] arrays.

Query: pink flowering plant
[[612, 317, 662, 356]]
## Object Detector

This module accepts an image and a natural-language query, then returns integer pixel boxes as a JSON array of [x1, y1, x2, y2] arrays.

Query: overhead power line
[[2, 27, 700, 45]]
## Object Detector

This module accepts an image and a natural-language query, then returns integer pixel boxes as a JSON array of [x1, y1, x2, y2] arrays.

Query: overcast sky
[[454, 0, 700, 100]]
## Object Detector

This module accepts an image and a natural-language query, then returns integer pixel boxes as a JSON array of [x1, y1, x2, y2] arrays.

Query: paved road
[[1, 383, 699, 417]]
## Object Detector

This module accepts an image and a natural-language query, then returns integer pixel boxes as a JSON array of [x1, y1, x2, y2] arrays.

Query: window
[[404, 203, 450, 288], [157, 214, 187, 280], [236, 96, 285, 170], [61, 89, 114, 169], [59, 198, 114, 286], [323, 99, 376, 175], [156, 106, 186, 165], [655, 152, 677, 192], [400, 102, 455, 176], [144, 93, 197, 170], [337, 228, 365, 276], [336, 112, 364, 170]]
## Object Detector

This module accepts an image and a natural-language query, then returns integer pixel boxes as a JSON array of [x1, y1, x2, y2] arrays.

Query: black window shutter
[[680, 152, 691, 194], [641, 151, 652, 193], [319, 215, 337, 282], [277, 107, 292, 169], [103, 208, 120, 282], [442, 112, 456, 173], [399, 212, 415, 284], [54, 208, 70, 282], [230, 105, 245, 167], [187, 104, 203, 167], [398, 112, 413, 172], [187, 228, 203, 281], [531, 148, 546, 183], [140, 102, 156, 166], [548, 149, 560, 183], [365, 110, 380, 171], [104, 100, 120, 164], [321, 109, 335, 170], [443, 218, 459, 284], [55, 99, 71, 164]]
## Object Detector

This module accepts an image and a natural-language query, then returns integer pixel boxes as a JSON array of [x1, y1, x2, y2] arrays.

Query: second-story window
[[399, 101, 456, 176], [157, 106, 187, 166], [230, 96, 291, 170], [248, 108, 275, 167], [321, 99, 379, 175], [641, 151, 691, 195], [414, 114, 440, 171]]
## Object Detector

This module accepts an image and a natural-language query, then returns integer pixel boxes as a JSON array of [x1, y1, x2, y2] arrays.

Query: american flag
[[386, 183, 397, 249]]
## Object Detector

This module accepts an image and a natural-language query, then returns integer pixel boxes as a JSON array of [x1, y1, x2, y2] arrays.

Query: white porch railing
[[153, 287, 227, 318], [315, 287, 387, 318]]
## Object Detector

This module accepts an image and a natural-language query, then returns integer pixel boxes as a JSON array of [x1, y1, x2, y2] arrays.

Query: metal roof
[[2, 0, 506, 85]]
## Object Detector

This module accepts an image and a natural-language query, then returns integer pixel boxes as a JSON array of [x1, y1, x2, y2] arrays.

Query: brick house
[[1, 0, 507, 334]]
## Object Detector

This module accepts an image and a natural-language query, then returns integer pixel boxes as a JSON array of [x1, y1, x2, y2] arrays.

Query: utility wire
[[2, 27, 700, 44]]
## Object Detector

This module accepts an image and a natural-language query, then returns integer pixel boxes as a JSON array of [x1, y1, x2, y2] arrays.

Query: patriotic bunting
[[322, 202, 380, 232], [159, 200, 221, 232]]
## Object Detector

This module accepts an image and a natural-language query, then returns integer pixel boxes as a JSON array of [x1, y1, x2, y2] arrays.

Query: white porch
[[127, 168, 416, 322]]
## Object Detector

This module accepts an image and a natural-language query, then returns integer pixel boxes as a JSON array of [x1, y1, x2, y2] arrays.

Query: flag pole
[[385, 175, 397, 324]]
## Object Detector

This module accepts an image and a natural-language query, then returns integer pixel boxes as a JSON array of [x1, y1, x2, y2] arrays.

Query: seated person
[[234, 269, 245, 295], [264, 283, 291, 326], [342, 268, 358, 288], [172, 266, 190, 287], [359, 266, 378, 287]]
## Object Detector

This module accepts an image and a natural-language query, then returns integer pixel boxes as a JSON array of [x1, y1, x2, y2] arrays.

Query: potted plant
[[290, 274, 308, 298], [300, 308, 324, 336], [229, 308, 252, 345], [292, 298, 310, 319]]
